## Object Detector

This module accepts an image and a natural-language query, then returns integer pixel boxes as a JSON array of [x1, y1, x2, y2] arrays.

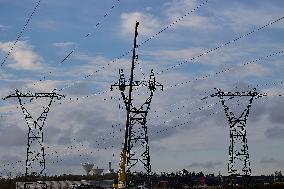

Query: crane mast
[[111, 21, 162, 189], [115, 21, 139, 189]]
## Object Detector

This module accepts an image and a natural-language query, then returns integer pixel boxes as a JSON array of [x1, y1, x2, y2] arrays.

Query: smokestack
[[108, 162, 114, 173]]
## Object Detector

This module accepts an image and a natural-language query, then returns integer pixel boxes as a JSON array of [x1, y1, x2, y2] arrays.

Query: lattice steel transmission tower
[[111, 22, 163, 188], [3, 90, 64, 188], [211, 88, 266, 176]]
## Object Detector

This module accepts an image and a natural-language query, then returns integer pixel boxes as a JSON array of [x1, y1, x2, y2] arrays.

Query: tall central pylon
[[111, 22, 163, 188], [211, 88, 266, 176], [3, 89, 64, 188]]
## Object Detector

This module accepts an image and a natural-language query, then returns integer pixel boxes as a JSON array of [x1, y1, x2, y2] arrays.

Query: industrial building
[[16, 180, 113, 189]]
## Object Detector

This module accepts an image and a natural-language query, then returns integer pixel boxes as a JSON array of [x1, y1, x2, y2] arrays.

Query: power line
[[90, 90, 272, 154], [2, 3, 281, 109], [43, 88, 281, 164], [44, 16, 284, 103], [4, 49, 283, 156], [9, 88, 273, 170], [165, 49, 284, 90], [60, 0, 122, 64], [81, 93, 238, 151], [3, 77, 283, 156], [47, 0, 209, 93], [156, 16, 284, 75], [113, 49, 284, 119], [12, 0, 123, 93], [36, 47, 282, 108], [0, 141, 66, 172], [77, 0, 210, 79], [0, 138, 96, 176], [96, 77, 284, 146], [1, 0, 41, 68]]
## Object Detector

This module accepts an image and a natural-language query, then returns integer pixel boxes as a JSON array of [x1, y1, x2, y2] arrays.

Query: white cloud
[[218, 2, 284, 32], [36, 20, 58, 31], [162, 0, 217, 30], [176, 15, 215, 29], [120, 12, 161, 37], [1, 0, 284, 176], [142, 48, 203, 60], [229, 63, 271, 78], [53, 42, 75, 48], [163, 0, 196, 12], [0, 41, 44, 70], [0, 24, 8, 32], [145, 6, 153, 12]]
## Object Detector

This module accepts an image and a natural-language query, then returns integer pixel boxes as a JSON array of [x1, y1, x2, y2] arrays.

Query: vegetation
[[0, 171, 283, 189]]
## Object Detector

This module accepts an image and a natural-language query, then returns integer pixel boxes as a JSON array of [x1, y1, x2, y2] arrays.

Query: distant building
[[16, 180, 113, 189], [81, 163, 94, 175], [92, 167, 104, 175]]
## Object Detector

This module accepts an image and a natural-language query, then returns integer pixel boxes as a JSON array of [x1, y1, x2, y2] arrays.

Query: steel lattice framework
[[211, 88, 266, 176], [112, 69, 163, 172], [111, 22, 163, 188], [3, 90, 64, 188]]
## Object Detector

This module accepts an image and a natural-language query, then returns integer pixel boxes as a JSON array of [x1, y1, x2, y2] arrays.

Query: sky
[[0, 0, 284, 177]]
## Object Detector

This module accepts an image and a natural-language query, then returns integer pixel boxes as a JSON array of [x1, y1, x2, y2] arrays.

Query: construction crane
[[111, 21, 162, 189], [112, 21, 139, 189]]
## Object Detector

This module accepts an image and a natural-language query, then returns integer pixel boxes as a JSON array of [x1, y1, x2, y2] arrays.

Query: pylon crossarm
[[3, 90, 64, 100], [211, 88, 267, 97], [111, 80, 148, 92]]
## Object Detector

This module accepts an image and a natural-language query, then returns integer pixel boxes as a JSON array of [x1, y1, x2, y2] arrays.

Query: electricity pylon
[[111, 21, 163, 189], [3, 89, 64, 188], [211, 88, 266, 176]]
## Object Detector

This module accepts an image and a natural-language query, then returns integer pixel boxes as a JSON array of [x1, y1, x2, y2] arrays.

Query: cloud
[[1, 154, 22, 162], [229, 63, 271, 78], [0, 41, 44, 70], [260, 158, 277, 164], [120, 12, 161, 37], [264, 126, 284, 139], [1, 0, 284, 176], [163, 0, 196, 22], [142, 48, 204, 62], [0, 124, 26, 147], [216, 1, 284, 32], [36, 20, 58, 31], [189, 161, 222, 169], [53, 42, 75, 48], [120, 0, 217, 39], [0, 24, 8, 32], [162, 0, 217, 30], [266, 100, 284, 125]]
